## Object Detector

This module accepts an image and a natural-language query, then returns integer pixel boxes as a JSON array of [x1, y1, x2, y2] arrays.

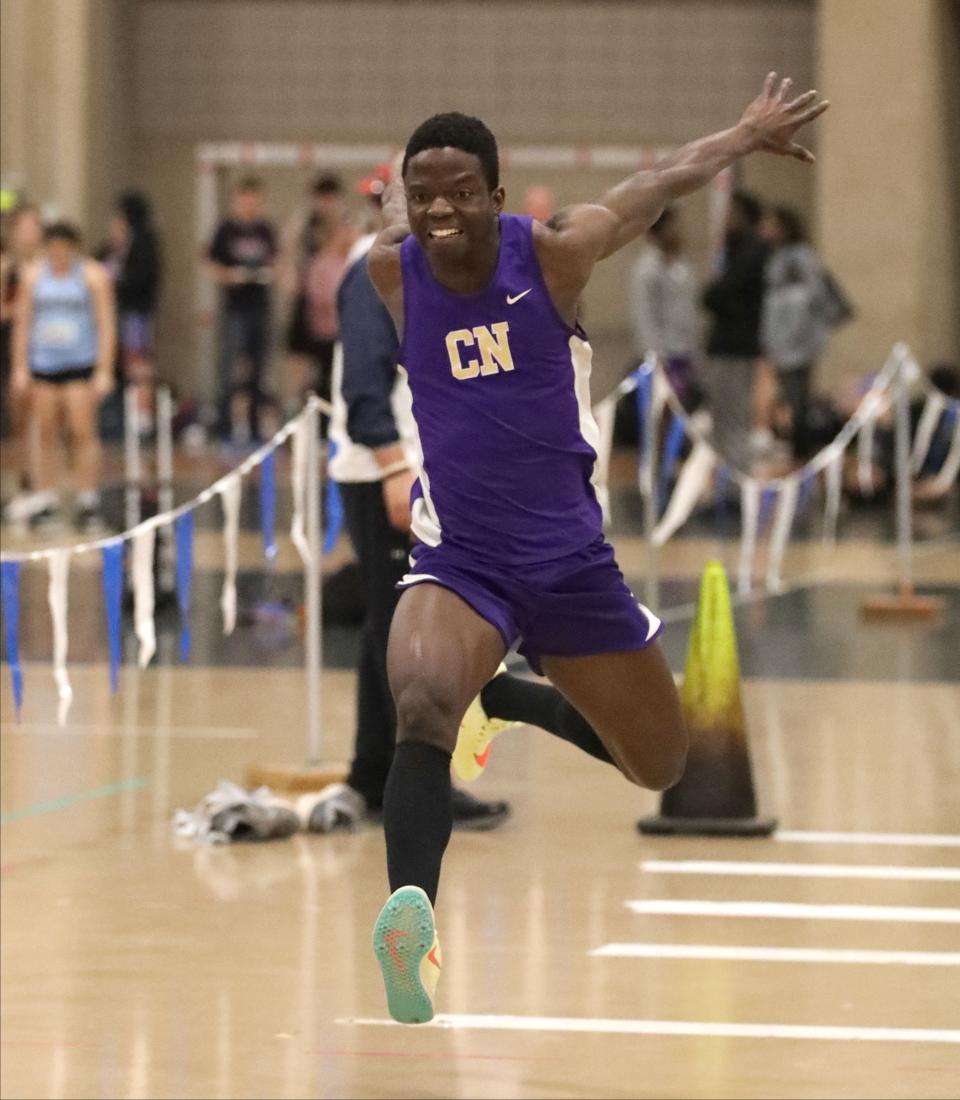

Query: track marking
[[626, 899, 960, 923], [9, 724, 258, 739], [641, 860, 960, 882], [589, 943, 960, 966], [0, 777, 147, 825], [775, 831, 960, 848], [340, 1015, 960, 1044]]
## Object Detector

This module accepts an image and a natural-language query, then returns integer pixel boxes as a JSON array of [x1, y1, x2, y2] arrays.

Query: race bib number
[[38, 319, 81, 348]]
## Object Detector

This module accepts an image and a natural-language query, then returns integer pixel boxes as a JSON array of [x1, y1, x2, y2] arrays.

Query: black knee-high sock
[[382, 740, 452, 906], [481, 673, 615, 766]]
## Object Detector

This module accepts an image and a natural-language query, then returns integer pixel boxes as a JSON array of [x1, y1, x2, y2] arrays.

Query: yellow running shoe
[[452, 663, 517, 782], [373, 886, 441, 1024]]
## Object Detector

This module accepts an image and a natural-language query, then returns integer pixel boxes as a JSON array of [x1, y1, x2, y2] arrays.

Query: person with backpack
[[760, 204, 848, 460]]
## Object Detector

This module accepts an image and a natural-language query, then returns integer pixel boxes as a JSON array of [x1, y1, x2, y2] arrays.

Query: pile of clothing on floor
[[173, 780, 306, 844]]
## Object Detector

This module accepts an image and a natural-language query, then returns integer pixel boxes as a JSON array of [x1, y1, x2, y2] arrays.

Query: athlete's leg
[[540, 643, 687, 791], [62, 380, 102, 494], [246, 306, 271, 441], [479, 672, 615, 766], [216, 309, 245, 439], [383, 582, 505, 904], [5, 381, 34, 488], [31, 381, 63, 493]]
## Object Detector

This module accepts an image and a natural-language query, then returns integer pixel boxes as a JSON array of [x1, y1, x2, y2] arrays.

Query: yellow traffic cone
[[638, 560, 776, 836]]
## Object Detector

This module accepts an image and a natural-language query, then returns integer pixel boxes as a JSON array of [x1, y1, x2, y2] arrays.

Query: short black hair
[[236, 175, 264, 193], [312, 172, 343, 196], [771, 204, 806, 245], [403, 112, 499, 191], [731, 189, 763, 228], [44, 221, 81, 246], [117, 190, 152, 228]]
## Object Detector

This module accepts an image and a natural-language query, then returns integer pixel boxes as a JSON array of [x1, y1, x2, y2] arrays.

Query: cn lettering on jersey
[[445, 322, 515, 380]]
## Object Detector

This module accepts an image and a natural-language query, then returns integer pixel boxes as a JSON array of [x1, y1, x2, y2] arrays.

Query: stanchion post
[[156, 386, 175, 594], [303, 398, 323, 766], [861, 346, 943, 619], [893, 351, 914, 597], [641, 358, 660, 612], [124, 385, 142, 532]]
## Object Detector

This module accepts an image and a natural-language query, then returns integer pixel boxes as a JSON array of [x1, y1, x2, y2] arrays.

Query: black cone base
[[637, 814, 777, 837]]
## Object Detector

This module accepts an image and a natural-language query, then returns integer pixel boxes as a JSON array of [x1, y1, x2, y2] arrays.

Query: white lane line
[[10, 724, 259, 739], [776, 830, 960, 848], [340, 1015, 960, 1044], [589, 944, 960, 966], [626, 900, 960, 923], [641, 860, 960, 882]]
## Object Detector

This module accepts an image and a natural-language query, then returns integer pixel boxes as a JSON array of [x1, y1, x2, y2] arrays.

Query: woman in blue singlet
[[11, 222, 115, 532]]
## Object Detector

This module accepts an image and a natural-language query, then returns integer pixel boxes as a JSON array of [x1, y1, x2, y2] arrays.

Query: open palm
[[740, 72, 830, 163]]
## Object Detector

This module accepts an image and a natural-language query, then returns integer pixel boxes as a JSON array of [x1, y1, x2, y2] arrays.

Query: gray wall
[[128, 0, 815, 397]]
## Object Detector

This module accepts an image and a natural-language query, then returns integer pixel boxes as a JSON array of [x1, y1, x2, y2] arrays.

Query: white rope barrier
[[1, 393, 336, 760], [614, 342, 957, 595], [0, 395, 333, 564]]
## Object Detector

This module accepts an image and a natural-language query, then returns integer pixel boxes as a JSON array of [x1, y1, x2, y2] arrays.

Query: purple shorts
[[397, 536, 663, 676]]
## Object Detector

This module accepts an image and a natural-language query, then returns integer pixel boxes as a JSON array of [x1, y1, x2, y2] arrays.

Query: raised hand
[[739, 72, 830, 163]]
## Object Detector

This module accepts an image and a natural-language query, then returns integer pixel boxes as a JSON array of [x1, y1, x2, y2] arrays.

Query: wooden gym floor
[[1, 450, 958, 1099]]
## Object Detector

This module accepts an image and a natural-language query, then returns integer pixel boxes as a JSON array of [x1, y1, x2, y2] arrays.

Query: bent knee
[[623, 724, 688, 792], [394, 681, 459, 753]]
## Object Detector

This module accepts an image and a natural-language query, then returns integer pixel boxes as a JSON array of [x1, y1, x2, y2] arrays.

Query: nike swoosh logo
[[506, 289, 532, 305]]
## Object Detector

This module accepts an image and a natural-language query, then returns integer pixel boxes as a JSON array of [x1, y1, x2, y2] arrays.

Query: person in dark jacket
[[97, 191, 162, 432], [299, 167, 510, 834], [206, 177, 277, 444], [700, 190, 768, 477]]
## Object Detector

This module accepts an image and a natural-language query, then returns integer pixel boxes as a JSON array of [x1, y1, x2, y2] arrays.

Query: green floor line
[[0, 777, 148, 826]]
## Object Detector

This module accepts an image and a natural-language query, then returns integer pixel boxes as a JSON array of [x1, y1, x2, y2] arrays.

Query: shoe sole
[[373, 888, 436, 1024]]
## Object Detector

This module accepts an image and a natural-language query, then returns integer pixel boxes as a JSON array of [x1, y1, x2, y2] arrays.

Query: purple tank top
[[399, 214, 602, 565]]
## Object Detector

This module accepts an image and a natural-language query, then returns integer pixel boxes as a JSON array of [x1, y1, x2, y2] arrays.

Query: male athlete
[[367, 73, 828, 1023]]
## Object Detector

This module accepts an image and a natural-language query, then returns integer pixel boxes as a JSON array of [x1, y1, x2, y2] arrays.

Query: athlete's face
[[404, 148, 504, 260], [46, 238, 78, 273], [12, 210, 44, 257], [233, 189, 265, 222]]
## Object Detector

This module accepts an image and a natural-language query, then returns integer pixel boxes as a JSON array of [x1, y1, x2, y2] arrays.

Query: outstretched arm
[[535, 74, 829, 312]]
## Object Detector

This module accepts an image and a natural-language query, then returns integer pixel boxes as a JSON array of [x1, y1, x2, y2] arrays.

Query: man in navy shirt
[[300, 167, 510, 834], [206, 177, 277, 443]]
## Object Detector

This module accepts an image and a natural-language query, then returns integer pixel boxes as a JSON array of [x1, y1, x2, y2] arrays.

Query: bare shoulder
[[83, 258, 110, 288], [17, 259, 42, 290], [532, 206, 615, 315]]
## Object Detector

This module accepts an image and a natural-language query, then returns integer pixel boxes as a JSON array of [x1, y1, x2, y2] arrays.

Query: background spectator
[[629, 206, 698, 408], [760, 204, 831, 460], [11, 222, 115, 532], [700, 189, 768, 482], [97, 191, 162, 436], [280, 173, 356, 415], [1, 203, 45, 521], [522, 184, 557, 223], [206, 176, 277, 445], [308, 165, 510, 833]]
